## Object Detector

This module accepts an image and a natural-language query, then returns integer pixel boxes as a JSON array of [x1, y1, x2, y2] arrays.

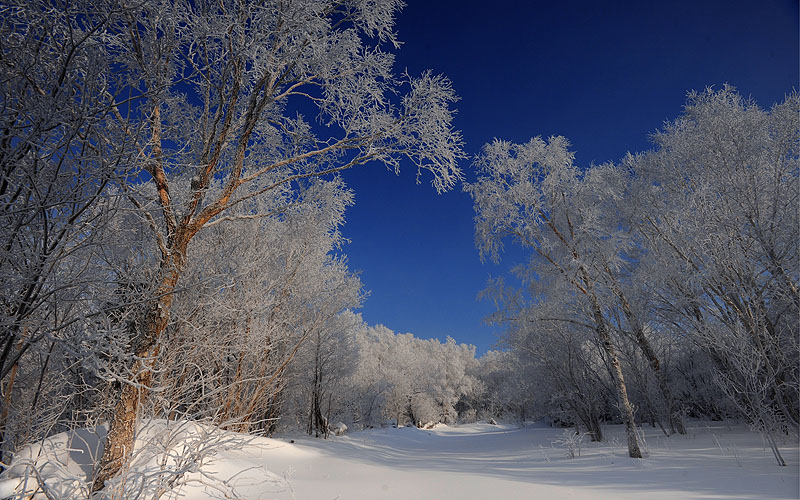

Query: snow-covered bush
[[553, 429, 588, 459], [330, 423, 348, 436], [0, 420, 274, 500]]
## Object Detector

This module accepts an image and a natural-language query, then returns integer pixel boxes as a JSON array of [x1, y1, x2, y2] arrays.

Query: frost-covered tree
[[472, 349, 536, 422], [466, 138, 644, 457], [629, 87, 799, 465], [428, 337, 480, 425], [336, 321, 392, 428], [468, 86, 798, 466], [80, 0, 464, 489], [284, 309, 361, 437], [494, 288, 615, 440], [0, 0, 138, 463], [376, 332, 425, 426], [143, 177, 361, 437]]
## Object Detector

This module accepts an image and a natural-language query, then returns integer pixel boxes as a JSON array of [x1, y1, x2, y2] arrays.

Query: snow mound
[[0, 419, 302, 500], [330, 422, 348, 436]]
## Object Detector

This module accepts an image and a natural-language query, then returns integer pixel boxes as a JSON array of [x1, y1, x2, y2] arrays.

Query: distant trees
[[341, 322, 480, 429], [247, 315, 483, 435], [466, 87, 798, 464], [471, 348, 536, 424]]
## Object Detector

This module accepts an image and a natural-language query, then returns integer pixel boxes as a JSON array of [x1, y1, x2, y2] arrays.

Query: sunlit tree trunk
[[93, 244, 187, 490]]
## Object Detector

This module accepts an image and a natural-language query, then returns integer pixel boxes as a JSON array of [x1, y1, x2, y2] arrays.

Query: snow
[[1, 420, 797, 499]]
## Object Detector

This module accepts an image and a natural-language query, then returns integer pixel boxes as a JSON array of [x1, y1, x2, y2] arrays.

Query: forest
[[0, 0, 797, 498]]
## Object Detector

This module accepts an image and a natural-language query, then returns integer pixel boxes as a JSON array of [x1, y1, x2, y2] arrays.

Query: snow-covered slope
[[1, 420, 797, 499]]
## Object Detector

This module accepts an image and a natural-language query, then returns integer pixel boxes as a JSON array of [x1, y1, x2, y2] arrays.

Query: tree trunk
[[0, 337, 20, 468], [575, 404, 603, 442], [615, 288, 685, 435], [593, 306, 643, 458], [92, 255, 183, 492], [91, 374, 143, 491], [605, 340, 643, 458], [588, 411, 603, 442], [264, 389, 283, 436], [627, 314, 685, 435], [313, 391, 327, 438], [308, 361, 328, 437]]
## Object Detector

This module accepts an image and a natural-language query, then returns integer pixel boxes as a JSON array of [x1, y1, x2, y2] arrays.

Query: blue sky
[[340, 0, 798, 354]]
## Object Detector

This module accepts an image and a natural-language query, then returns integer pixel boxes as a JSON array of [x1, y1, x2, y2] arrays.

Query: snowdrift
[[0, 419, 297, 499]]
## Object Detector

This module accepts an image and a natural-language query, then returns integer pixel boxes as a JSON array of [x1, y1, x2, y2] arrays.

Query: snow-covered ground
[[1, 420, 797, 499]]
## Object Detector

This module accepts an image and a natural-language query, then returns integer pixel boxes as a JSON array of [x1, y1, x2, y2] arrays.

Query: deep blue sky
[[340, 0, 798, 354]]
